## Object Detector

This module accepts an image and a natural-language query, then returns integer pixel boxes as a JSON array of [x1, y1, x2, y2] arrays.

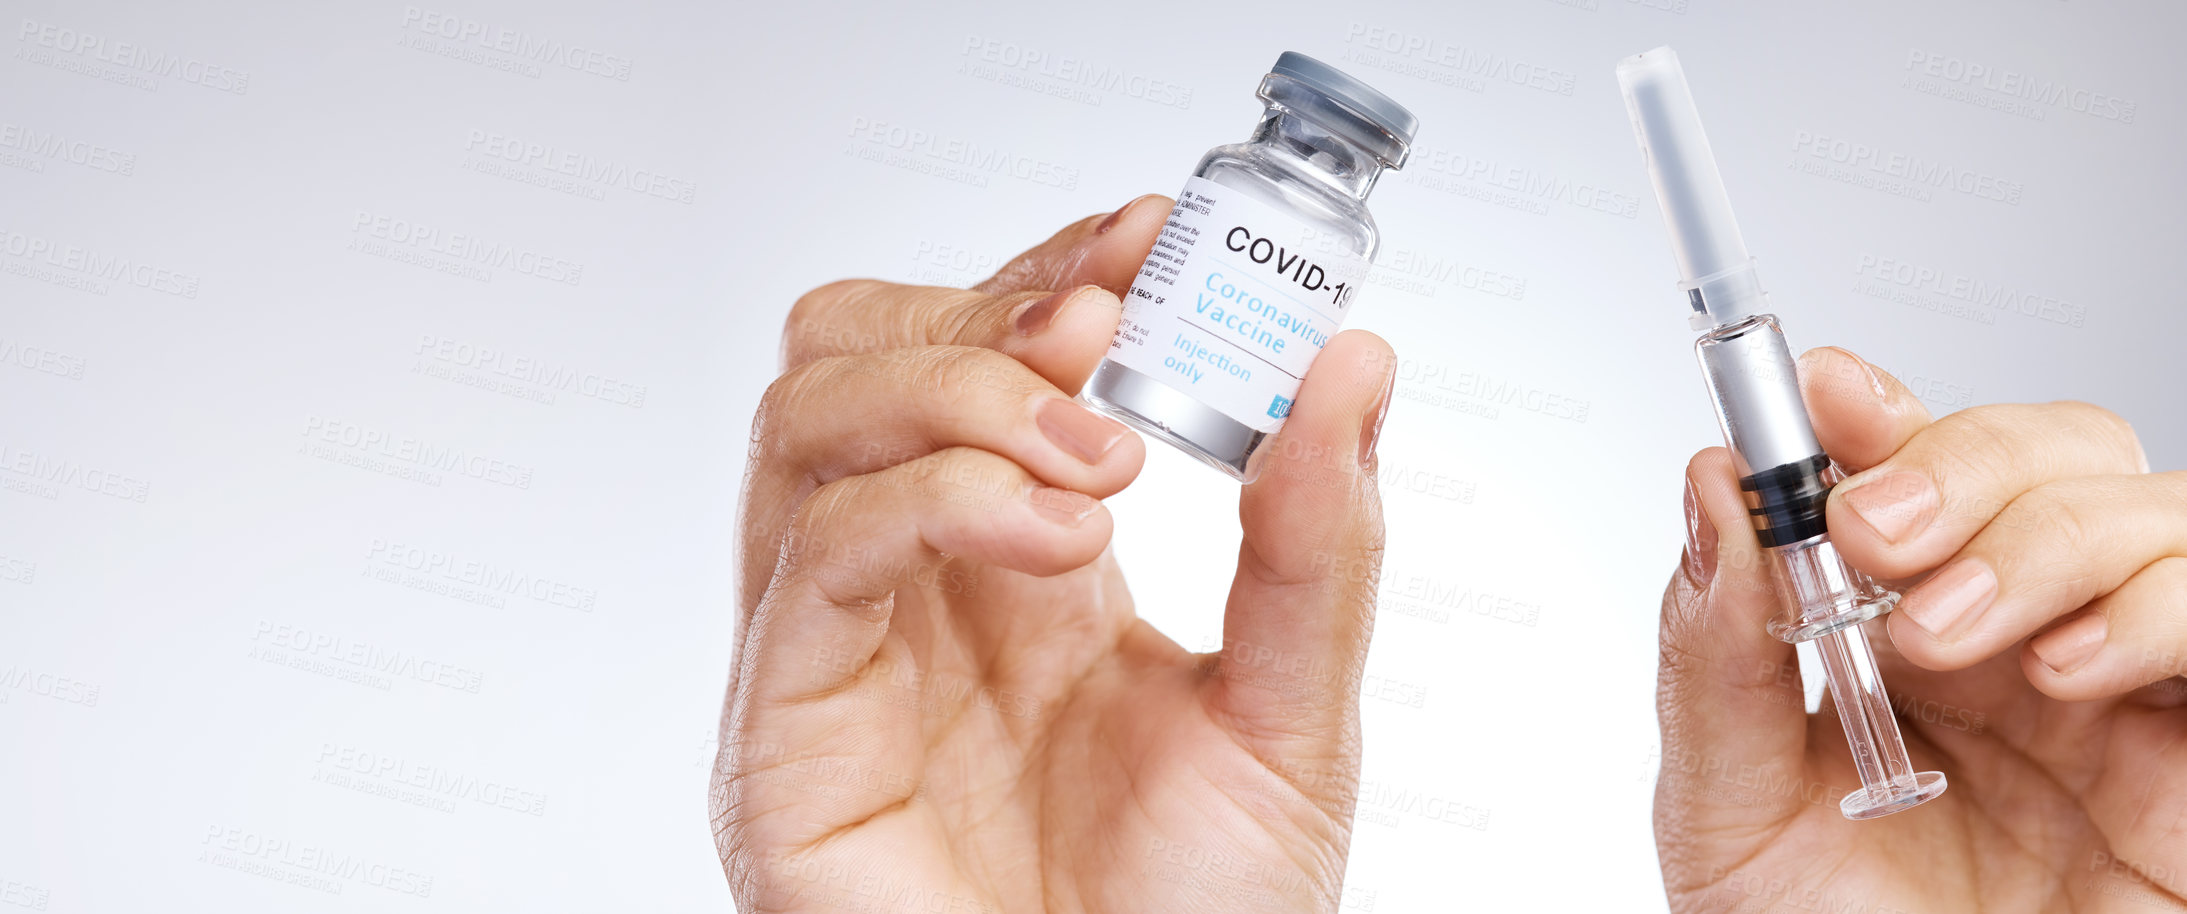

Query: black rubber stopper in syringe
[[1740, 453, 1832, 548]]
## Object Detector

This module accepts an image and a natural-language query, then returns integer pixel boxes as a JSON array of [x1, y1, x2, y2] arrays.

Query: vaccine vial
[[1080, 52, 1417, 481]]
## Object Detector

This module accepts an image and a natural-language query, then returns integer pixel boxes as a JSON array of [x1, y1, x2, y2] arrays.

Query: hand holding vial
[[712, 197, 1397, 913], [1657, 345, 2187, 911]]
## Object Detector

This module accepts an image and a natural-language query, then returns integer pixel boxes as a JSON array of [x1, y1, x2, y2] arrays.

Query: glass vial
[[1080, 52, 1417, 482]]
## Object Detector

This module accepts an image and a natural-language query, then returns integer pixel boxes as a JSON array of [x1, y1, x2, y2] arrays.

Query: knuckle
[[1935, 403, 2026, 455], [779, 473, 926, 610], [788, 278, 873, 327], [1925, 405, 2025, 482], [750, 359, 837, 462], [1945, 403, 2014, 429], [915, 442, 1011, 483], [2007, 481, 2100, 557], [787, 472, 877, 557], [2051, 399, 2144, 471], [2155, 471, 2187, 514], [902, 446, 1026, 512], [927, 286, 995, 344], [894, 346, 968, 394], [784, 279, 883, 357], [2142, 556, 2187, 618], [790, 447, 1025, 541], [902, 345, 1036, 399], [1924, 402, 2137, 493], [2137, 560, 2187, 664], [785, 485, 840, 545]]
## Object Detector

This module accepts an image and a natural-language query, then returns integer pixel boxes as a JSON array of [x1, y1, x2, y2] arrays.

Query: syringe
[[1618, 47, 1947, 819]]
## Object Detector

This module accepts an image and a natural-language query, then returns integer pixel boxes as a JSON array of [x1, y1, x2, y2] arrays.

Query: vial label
[[1107, 177, 1367, 433]]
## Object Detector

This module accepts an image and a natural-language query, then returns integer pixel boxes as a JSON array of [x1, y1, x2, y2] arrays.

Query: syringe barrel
[[1695, 313, 1823, 480], [1695, 313, 1894, 640]]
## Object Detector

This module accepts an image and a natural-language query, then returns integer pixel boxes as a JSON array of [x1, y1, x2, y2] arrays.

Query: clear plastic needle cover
[[1620, 45, 1946, 819], [1617, 47, 1766, 330]]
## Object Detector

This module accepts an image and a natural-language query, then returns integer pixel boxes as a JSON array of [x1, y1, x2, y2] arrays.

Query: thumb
[[1205, 331, 1392, 814], [1655, 447, 1816, 886], [973, 194, 1171, 298]]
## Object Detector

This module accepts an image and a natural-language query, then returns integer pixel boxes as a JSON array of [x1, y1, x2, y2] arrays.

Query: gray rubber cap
[[1271, 52, 1418, 147]]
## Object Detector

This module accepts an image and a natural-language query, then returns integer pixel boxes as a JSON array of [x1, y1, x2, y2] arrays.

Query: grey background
[[3, 0, 2179, 909]]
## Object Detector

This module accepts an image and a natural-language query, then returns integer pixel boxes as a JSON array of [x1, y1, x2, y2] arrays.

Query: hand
[[1655, 346, 2187, 912], [711, 196, 1398, 913]]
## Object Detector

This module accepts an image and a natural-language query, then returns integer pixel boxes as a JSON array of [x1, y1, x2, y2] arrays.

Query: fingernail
[[1839, 470, 1939, 545], [1015, 287, 1082, 336], [1683, 476, 1718, 586], [1357, 366, 1395, 470], [1095, 197, 1141, 234], [1902, 559, 1998, 640], [1029, 486, 1099, 526], [2031, 612, 2106, 675], [1038, 397, 1128, 465]]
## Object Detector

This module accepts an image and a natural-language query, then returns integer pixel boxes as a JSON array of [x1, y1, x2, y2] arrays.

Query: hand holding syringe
[[1620, 46, 1946, 819]]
